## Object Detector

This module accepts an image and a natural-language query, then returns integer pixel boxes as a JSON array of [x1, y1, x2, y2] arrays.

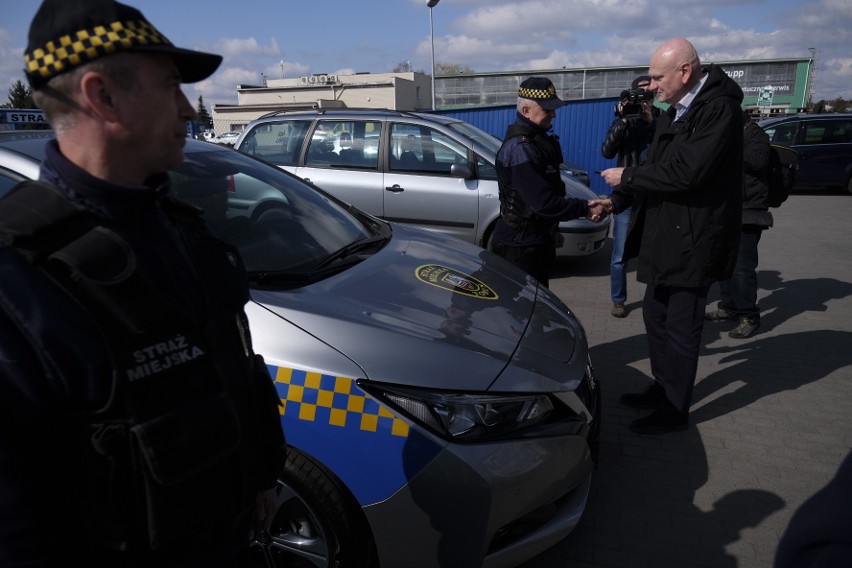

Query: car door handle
[[385, 184, 404, 193]]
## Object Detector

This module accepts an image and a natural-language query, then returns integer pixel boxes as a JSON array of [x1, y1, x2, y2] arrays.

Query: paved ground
[[519, 192, 852, 568]]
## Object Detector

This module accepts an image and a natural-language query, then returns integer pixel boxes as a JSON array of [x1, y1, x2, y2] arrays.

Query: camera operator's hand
[[640, 100, 655, 123], [601, 167, 625, 188]]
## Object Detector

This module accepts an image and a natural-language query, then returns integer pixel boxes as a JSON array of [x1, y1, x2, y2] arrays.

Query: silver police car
[[0, 131, 600, 568]]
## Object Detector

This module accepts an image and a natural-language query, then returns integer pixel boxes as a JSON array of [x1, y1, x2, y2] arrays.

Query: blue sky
[[2, 0, 850, 108]]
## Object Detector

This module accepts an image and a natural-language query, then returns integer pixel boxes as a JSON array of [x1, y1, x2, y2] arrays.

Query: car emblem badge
[[416, 264, 498, 300]]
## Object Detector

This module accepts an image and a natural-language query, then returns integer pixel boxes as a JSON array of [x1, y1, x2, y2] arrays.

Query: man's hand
[[601, 167, 625, 188], [587, 200, 608, 222]]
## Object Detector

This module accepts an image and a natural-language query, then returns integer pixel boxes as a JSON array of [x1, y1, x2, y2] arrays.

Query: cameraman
[[601, 75, 658, 317]]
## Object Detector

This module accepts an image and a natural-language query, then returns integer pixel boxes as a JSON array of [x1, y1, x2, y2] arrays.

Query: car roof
[[0, 130, 231, 154], [758, 113, 852, 128], [0, 129, 54, 158], [251, 108, 463, 126]]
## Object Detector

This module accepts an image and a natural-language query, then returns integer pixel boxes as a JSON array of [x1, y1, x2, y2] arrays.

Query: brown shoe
[[611, 302, 626, 318]]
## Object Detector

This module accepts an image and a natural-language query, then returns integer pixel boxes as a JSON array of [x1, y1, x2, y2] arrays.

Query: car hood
[[251, 225, 587, 393]]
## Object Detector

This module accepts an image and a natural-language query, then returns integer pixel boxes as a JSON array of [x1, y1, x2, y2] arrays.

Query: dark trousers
[[718, 226, 763, 321], [491, 242, 555, 288], [643, 283, 710, 414]]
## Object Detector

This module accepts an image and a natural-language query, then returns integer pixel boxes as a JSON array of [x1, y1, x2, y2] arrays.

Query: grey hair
[[32, 52, 140, 132]]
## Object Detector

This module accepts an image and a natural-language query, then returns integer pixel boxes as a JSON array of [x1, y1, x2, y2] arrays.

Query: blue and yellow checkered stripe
[[274, 367, 409, 438], [25, 19, 171, 85]]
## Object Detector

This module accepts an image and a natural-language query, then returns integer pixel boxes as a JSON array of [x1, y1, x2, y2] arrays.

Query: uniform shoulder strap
[[0, 180, 95, 262], [506, 122, 534, 141]]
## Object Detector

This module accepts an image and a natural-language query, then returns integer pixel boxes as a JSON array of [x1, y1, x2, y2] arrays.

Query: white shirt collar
[[674, 71, 708, 121]]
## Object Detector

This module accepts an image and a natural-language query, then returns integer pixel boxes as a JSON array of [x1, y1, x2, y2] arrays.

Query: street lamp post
[[427, 0, 439, 110]]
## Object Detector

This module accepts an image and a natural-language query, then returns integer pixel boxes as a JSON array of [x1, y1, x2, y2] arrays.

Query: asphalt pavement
[[519, 192, 852, 568]]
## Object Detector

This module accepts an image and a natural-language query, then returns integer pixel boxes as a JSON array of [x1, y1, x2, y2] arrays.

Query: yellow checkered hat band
[[24, 19, 172, 85], [518, 86, 557, 99]]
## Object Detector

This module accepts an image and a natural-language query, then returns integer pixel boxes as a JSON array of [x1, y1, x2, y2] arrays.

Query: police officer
[[492, 77, 605, 287], [0, 1, 286, 566]]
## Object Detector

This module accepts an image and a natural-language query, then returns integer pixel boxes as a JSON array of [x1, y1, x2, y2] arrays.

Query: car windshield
[[446, 121, 502, 153], [171, 148, 388, 284]]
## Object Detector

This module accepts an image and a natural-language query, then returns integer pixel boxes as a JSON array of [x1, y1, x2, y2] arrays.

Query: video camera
[[617, 88, 655, 119]]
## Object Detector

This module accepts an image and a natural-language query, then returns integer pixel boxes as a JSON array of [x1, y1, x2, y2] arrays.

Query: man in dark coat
[[705, 111, 773, 338], [599, 38, 744, 434]]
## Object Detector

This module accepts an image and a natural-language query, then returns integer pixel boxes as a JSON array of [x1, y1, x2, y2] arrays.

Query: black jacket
[[742, 119, 774, 227], [601, 115, 655, 168], [611, 65, 744, 287]]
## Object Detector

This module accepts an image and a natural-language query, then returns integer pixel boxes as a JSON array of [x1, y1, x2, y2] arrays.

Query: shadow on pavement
[[521, 333, 786, 567], [692, 329, 852, 424]]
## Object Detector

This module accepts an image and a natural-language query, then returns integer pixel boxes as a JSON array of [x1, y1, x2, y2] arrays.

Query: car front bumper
[[363, 392, 600, 568], [556, 217, 610, 258]]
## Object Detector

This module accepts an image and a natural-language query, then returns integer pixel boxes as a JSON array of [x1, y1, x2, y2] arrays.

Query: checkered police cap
[[518, 77, 565, 110], [24, 0, 222, 89]]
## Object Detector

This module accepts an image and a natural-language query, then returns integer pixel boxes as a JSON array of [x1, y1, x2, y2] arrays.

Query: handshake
[[586, 198, 614, 222]]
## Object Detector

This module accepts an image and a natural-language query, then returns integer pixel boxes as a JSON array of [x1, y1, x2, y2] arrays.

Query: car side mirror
[[450, 163, 473, 179]]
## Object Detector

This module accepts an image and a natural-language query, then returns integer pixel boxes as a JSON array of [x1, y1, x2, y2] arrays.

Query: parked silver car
[[0, 131, 600, 568], [234, 109, 611, 257]]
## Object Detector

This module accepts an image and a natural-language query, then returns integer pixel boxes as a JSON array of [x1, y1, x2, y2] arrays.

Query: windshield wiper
[[313, 235, 388, 270]]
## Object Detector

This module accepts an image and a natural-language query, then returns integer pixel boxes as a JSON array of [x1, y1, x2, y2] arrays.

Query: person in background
[[598, 38, 744, 434], [0, 1, 286, 565], [493, 76, 606, 287], [601, 74, 658, 318], [705, 110, 773, 338]]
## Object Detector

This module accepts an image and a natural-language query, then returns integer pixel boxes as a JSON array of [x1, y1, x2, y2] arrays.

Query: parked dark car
[[759, 113, 852, 194]]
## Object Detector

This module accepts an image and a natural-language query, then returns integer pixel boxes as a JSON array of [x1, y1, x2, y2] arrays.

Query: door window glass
[[306, 120, 381, 169], [389, 123, 469, 174], [765, 122, 798, 147], [239, 120, 311, 166], [802, 119, 852, 144]]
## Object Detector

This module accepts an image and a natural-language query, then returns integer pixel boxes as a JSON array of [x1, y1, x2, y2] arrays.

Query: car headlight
[[361, 383, 556, 442]]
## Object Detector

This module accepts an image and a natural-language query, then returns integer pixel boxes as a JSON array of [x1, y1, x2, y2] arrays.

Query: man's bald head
[[648, 38, 703, 106]]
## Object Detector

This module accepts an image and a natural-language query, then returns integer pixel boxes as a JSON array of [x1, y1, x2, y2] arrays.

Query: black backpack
[[766, 144, 799, 207]]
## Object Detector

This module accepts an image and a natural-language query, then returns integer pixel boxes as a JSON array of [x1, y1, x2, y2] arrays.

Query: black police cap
[[24, 0, 222, 89], [518, 77, 565, 110]]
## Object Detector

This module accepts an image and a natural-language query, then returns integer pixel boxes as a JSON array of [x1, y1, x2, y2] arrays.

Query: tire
[[249, 447, 376, 568]]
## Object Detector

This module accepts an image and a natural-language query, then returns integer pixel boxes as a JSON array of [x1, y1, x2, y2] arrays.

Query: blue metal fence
[[437, 98, 621, 195]]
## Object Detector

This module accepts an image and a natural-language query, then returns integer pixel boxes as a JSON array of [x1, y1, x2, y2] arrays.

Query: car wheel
[[249, 447, 376, 568], [847, 175, 852, 195]]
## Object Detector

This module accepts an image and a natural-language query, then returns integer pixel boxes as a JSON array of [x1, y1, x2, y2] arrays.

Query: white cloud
[[214, 37, 281, 58]]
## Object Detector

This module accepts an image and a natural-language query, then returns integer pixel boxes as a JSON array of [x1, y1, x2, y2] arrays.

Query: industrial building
[[210, 57, 813, 135]]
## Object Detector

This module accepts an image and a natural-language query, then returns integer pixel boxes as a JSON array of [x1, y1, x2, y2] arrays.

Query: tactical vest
[[0, 181, 283, 555], [497, 122, 567, 234]]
